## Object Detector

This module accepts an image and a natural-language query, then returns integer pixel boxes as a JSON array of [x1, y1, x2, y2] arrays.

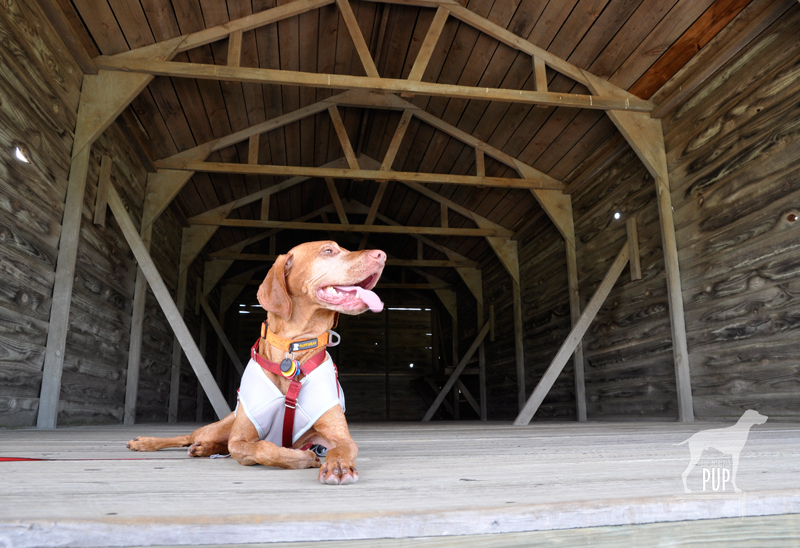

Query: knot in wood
[[748, 276, 765, 290]]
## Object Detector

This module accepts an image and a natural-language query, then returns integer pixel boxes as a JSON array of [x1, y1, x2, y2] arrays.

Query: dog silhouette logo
[[676, 409, 767, 493]]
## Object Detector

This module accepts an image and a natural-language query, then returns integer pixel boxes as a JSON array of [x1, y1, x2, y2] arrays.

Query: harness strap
[[249, 338, 333, 448], [283, 380, 302, 449]]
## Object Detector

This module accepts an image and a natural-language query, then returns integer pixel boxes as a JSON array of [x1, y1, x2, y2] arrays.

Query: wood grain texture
[[2, 422, 800, 546]]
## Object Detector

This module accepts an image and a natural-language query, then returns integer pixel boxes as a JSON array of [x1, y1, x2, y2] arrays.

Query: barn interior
[[2, 0, 800, 544]]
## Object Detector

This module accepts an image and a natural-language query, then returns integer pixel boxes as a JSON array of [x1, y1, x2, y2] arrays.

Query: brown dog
[[127, 241, 386, 485]]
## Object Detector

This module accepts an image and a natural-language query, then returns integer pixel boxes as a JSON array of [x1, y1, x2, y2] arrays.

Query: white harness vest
[[236, 352, 345, 446]]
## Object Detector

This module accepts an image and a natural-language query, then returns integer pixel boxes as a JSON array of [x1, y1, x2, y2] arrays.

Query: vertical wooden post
[[477, 294, 487, 421], [123, 223, 153, 425], [656, 177, 694, 421], [384, 307, 390, 420], [512, 279, 525, 412], [451, 310, 459, 420], [197, 313, 207, 422], [168, 265, 189, 423], [582, 70, 694, 422], [566, 240, 586, 422], [37, 146, 91, 429]]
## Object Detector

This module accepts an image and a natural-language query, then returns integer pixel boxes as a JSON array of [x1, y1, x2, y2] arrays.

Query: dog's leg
[[227, 411, 320, 469], [186, 412, 235, 457], [127, 435, 191, 452], [731, 452, 742, 493], [127, 412, 235, 454], [309, 406, 359, 485], [681, 444, 703, 493]]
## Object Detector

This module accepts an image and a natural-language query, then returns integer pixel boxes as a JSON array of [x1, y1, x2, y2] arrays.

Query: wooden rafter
[[95, 56, 653, 113], [403, 5, 450, 98], [188, 217, 511, 237], [209, 252, 477, 268], [335, 0, 380, 78], [155, 159, 562, 191]]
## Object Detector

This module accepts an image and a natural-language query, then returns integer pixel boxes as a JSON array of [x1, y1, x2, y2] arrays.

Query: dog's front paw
[[188, 441, 228, 458], [319, 459, 358, 485], [127, 437, 154, 451]]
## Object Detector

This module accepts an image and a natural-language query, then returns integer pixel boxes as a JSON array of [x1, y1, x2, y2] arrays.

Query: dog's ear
[[257, 253, 294, 319]]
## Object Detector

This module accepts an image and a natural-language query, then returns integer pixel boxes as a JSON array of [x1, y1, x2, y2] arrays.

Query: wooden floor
[[2, 421, 800, 547]]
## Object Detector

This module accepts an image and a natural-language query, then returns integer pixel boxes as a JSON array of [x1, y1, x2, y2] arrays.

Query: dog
[[127, 241, 386, 485], [677, 409, 767, 493]]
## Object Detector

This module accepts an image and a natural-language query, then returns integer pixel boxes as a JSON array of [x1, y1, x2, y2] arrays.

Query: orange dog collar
[[261, 321, 329, 354]]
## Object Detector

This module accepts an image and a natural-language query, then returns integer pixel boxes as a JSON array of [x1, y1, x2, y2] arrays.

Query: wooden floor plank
[[1, 422, 799, 546]]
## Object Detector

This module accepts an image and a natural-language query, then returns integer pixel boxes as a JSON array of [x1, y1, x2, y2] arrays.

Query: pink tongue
[[335, 285, 384, 313]]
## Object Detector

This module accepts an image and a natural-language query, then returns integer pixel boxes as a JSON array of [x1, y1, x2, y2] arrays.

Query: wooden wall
[[0, 0, 194, 427], [664, 5, 800, 420], [485, 5, 800, 423]]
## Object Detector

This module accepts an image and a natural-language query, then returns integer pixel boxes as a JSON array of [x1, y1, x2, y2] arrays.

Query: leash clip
[[326, 329, 341, 347]]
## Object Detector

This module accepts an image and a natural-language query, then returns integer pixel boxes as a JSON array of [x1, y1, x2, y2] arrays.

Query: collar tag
[[289, 338, 319, 353]]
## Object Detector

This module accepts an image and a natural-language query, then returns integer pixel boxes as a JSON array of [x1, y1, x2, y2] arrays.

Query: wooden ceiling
[[51, 0, 760, 285]]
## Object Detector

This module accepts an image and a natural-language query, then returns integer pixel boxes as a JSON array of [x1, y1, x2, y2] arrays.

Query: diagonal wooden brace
[[423, 321, 490, 422], [106, 185, 231, 419], [514, 241, 631, 425]]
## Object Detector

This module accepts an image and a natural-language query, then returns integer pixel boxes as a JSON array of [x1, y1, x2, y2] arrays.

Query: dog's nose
[[369, 249, 386, 263]]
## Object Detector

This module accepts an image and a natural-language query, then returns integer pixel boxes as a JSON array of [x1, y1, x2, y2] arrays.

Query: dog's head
[[257, 240, 386, 320], [741, 409, 768, 425]]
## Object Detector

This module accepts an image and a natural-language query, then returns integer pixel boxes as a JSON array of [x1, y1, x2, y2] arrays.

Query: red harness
[[249, 337, 338, 449]]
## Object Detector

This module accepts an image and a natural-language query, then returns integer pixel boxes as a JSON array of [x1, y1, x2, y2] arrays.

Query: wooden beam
[[190, 158, 349, 221], [627, 217, 642, 281], [198, 293, 244, 375], [515, 242, 631, 425], [439, 2, 589, 85], [94, 57, 655, 112], [566, 238, 586, 422], [210, 251, 476, 268], [532, 55, 548, 93], [38, 142, 93, 426], [188, 217, 511, 237], [325, 177, 350, 224], [328, 105, 360, 170], [475, 147, 485, 178], [422, 322, 490, 421], [93, 155, 112, 227], [156, 159, 559, 190], [512, 279, 525, 412], [106, 185, 231, 419], [377, 283, 450, 290], [168, 265, 188, 423], [227, 30, 243, 67], [335, 0, 380, 78], [403, 6, 449, 98], [583, 71, 693, 422], [455, 379, 480, 417], [141, 141, 217, 229], [123, 224, 152, 426], [248, 134, 259, 165], [381, 109, 413, 170], [167, 0, 335, 56], [440, 203, 448, 228], [359, 109, 412, 249], [407, 6, 449, 83]]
